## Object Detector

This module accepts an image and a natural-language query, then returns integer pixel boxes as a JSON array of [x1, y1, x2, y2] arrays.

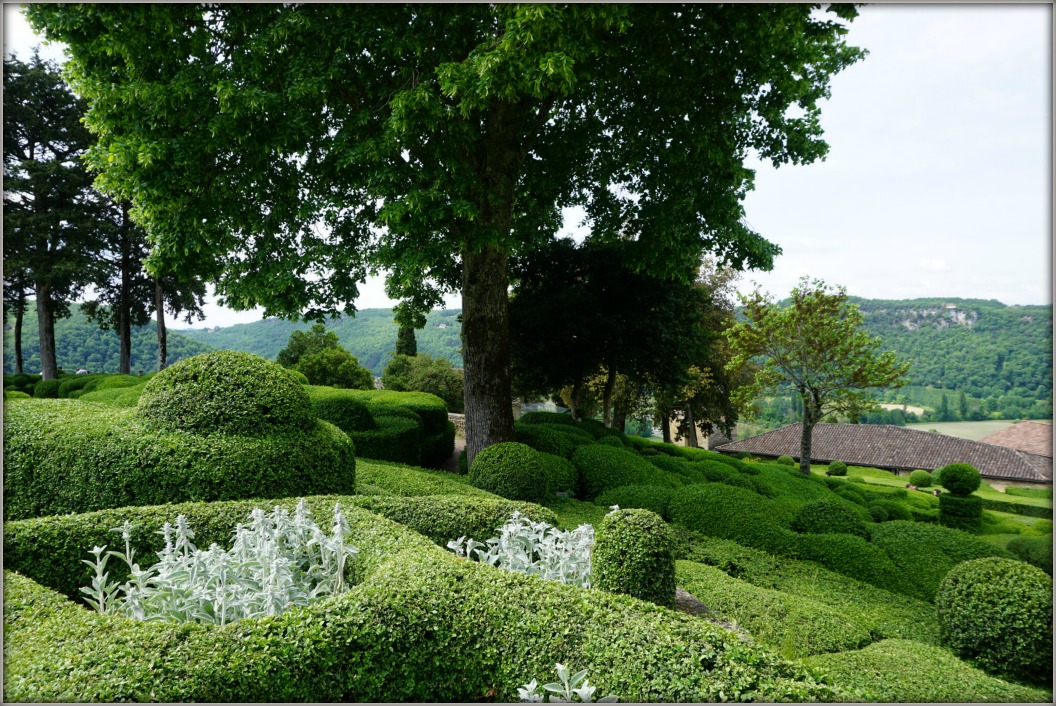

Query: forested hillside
[[178, 308, 463, 375], [3, 304, 212, 374]]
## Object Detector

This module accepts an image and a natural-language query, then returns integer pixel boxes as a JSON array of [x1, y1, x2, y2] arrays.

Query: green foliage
[[908, 469, 933, 487], [395, 325, 417, 357], [4, 390, 32, 399], [826, 461, 847, 476], [1004, 486, 1053, 499], [675, 561, 872, 659], [468, 442, 547, 503], [347, 415, 422, 467], [792, 533, 908, 596], [309, 392, 377, 432], [595, 485, 675, 521], [977, 495, 1053, 519], [537, 453, 579, 497], [32, 379, 60, 398], [572, 445, 672, 501], [937, 463, 982, 496], [938, 494, 984, 531], [3, 399, 356, 521], [804, 639, 1052, 703], [936, 557, 1053, 685], [669, 483, 794, 555], [869, 499, 913, 522], [295, 346, 374, 390], [1005, 536, 1053, 575], [381, 353, 464, 413], [869, 521, 1015, 602], [138, 351, 314, 436], [354, 458, 493, 499], [868, 505, 889, 522], [3, 493, 841, 703], [776, 455, 795, 467], [519, 411, 580, 427], [516, 422, 575, 459], [592, 509, 675, 608], [276, 323, 340, 368], [79, 382, 148, 406], [790, 500, 870, 539]]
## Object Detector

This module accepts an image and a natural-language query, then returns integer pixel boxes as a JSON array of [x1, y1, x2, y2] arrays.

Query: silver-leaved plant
[[518, 663, 618, 703]]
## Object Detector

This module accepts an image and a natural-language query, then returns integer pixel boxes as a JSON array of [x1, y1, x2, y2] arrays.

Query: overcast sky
[[4, 4, 1052, 329]]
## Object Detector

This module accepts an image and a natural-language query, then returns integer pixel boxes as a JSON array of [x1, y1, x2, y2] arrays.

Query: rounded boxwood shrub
[[138, 351, 314, 437], [669, 483, 796, 556], [907, 469, 932, 487], [467, 442, 546, 503], [827, 461, 848, 476], [540, 423, 597, 447], [720, 474, 757, 493], [310, 394, 378, 432], [536, 452, 578, 496], [836, 487, 868, 507], [691, 460, 736, 482], [868, 505, 890, 522], [792, 533, 909, 596], [4, 390, 32, 399], [1006, 536, 1053, 575], [790, 500, 870, 539], [595, 484, 675, 520], [776, 455, 796, 467], [348, 414, 422, 466], [937, 494, 984, 532], [646, 454, 688, 474], [936, 557, 1053, 685], [572, 444, 667, 500], [515, 422, 574, 459], [32, 379, 61, 399], [870, 499, 913, 522], [592, 508, 675, 608], [936, 463, 981, 496], [596, 435, 624, 448]]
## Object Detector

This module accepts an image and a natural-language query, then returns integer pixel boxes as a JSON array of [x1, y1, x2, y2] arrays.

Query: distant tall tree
[[3, 53, 109, 378], [396, 326, 418, 357], [958, 391, 969, 421], [2, 271, 33, 373], [276, 323, 341, 368], [727, 278, 910, 475], [939, 393, 951, 422]]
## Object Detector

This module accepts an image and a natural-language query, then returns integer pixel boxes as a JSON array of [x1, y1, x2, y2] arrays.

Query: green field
[[904, 420, 1023, 440]]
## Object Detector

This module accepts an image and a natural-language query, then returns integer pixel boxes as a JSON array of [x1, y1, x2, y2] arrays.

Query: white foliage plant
[[81, 499, 358, 624], [519, 663, 619, 703], [446, 510, 596, 588]]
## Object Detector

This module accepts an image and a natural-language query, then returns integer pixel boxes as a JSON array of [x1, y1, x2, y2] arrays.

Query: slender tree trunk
[[118, 219, 133, 374], [799, 391, 821, 475], [154, 278, 167, 371], [35, 284, 57, 379], [684, 406, 699, 447], [602, 364, 617, 428], [461, 243, 515, 466], [660, 406, 672, 444], [568, 378, 582, 420], [13, 294, 25, 374]]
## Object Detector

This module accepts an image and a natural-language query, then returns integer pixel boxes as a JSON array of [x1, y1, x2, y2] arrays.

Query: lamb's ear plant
[[80, 499, 358, 624], [447, 511, 594, 588], [518, 663, 618, 703]]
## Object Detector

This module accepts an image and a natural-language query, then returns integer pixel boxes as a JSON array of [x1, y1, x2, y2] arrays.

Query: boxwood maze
[[5, 495, 843, 703]]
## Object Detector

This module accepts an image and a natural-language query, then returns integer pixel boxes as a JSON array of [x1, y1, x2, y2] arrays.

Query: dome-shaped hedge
[[790, 499, 870, 539], [936, 463, 981, 496], [936, 557, 1052, 685], [827, 461, 848, 476], [592, 508, 675, 608], [137, 351, 314, 436], [908, 469, 933, 487], [467, 442, 546, 503]]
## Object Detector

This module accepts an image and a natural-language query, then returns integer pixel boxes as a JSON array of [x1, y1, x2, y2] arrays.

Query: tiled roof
[[977, 421, 1053, 458], [715, 423, 1053, 484]]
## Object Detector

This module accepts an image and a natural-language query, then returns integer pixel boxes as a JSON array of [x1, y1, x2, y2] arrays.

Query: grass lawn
[[904, 419, 1018, 440]]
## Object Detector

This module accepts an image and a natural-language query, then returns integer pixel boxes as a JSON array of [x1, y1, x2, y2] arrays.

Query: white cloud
[[918, 259, 950, 272]]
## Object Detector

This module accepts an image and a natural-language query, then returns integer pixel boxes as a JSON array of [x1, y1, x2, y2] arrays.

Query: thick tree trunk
[[602, 365, 617, 428], [684, 406, 699, 447], [154, 278, 167, 371], [13, 295, 25, 374], [35, 284, 58, 379], [661, 407, 672, 444], [568, 378, 582, 420], [461, 243, 515, 466], [799, 393, 821, 475]]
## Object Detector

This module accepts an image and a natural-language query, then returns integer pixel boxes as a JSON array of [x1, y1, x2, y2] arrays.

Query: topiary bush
[[536, 452, 578, 497], [1005, 536, 1052, 576], [572, 444, 671, 501], [868, 505, 889, 523], [827, 461, 848, 476], [936, 463, 981, 496], [138, 351, 314, 437], [468, 442, 546, 503], [790, 500, 870, 539], [515, 422, 574, 459], [792, 533, 909, 596], [835, 487, 868, 507], [936, 557, 1053, 686], [669, 483, 796, 556], [310, 393, 378, 432], [691, 460, 737, 482], [908, 469, 932, 487], [937, 494, 984, 532], [870, 499, 913, 523], [518, 410, 579, 427], [776, 455, 796, 467], [592, 508, 675, 608], [32, 379, 61, 398], [595, 484, 675, 521], [347, 414, 422, 466]]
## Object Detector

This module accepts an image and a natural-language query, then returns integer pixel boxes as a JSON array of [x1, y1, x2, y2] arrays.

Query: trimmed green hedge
[[32, 378, 61, 398], [79, 383, 149, 406], [309, 390, 378, 432], [3, 497, 843, 703], [347, 414, 422, 466], [573, 444, 677, 501], [515, 421, 575, 459], [354, 459, 495, 499], [421, 420, 457, 468], [978, 496, 1053, 519], [138, 351, 314, 436], [592, 509, 675, 608], [869, 521, 1015, 602], [790, 500, 870, 539], [518, 410, 579, 427], [537, 452, 578, 497], [937, 493, 983, 531], [804, 639, 1052, 703], [467, 442, 546, 503], [595, 484, 675, 520], [1006, 536, 1053, 575], [936, 557, 1053, 686], [3, 399, 356, 521], [675, 561, 873, 659]]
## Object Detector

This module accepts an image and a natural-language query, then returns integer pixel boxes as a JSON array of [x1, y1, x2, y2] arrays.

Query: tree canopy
[[726, 278, 910, 474], [28, 3, 865, 461]]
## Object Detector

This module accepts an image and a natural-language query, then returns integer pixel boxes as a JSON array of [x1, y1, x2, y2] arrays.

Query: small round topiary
[[908, 469, 933, 488], [936, 463, 981, 496], [776, 455, 796, 467], [936, 557, 1053, 685], [736, 451, 752, 460], [537, 452, 578, 496], [868, 505, 890, 522], [827, 461, 848, 476], [137, 350, 315, 437], [592, 508, 675, 608], [791, 499, 871, 539], [32, 379, 61, 399], [467, 442, 546, 503]]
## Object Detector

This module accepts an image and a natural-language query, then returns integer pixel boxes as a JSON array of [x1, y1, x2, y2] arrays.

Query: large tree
[[3, 52, 109, 379], [28, 4, 864, 462], [726, 278, 910, 475]]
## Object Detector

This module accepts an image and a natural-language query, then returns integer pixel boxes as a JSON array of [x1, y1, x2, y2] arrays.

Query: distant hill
[[177, 307, 463, 375], [3, 304, 213, 374]]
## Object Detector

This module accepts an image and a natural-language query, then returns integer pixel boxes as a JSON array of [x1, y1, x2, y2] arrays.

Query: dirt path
[[440, 437, 466, 474]]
